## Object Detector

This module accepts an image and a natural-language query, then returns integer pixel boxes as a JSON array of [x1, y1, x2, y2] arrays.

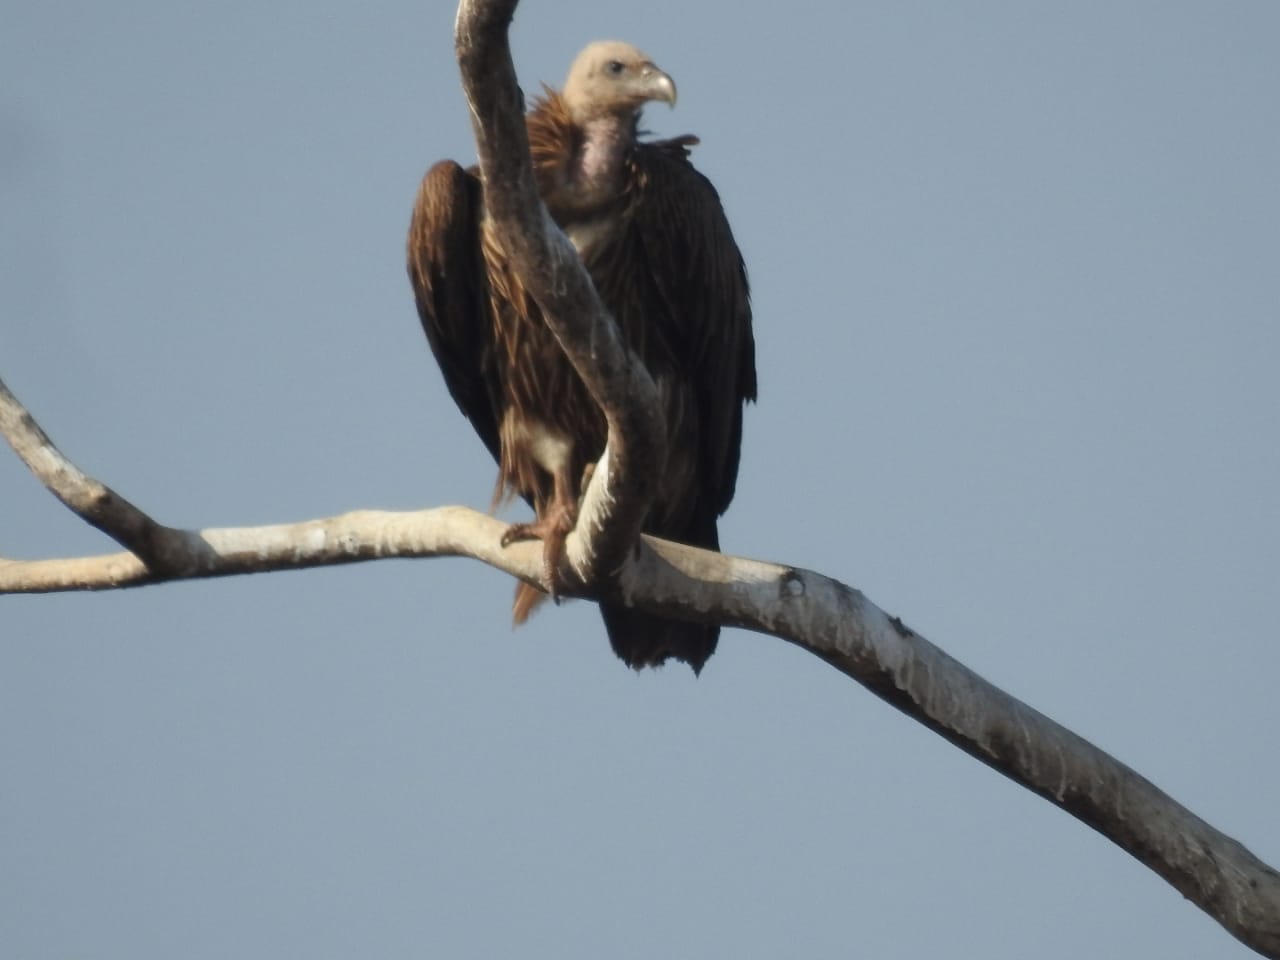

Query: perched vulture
[[407, 41, 756, 673]]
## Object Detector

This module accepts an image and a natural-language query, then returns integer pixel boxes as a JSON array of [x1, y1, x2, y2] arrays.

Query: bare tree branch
[[3, 1, 1279, 954], [3, 335, 1279, 960], [0, 376, 188, 571], [453, 0, 665, 588]]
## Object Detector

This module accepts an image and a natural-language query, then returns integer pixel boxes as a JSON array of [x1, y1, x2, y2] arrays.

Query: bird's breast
[[562, 214, 617, 256], [501, 408, 574, 476]]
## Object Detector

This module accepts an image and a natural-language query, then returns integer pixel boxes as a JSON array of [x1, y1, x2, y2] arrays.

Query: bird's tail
[[512, 582, 717, 674], [599, 602, 718, 675], [511, 506, 721, 673], [598, 507, 722, 674]]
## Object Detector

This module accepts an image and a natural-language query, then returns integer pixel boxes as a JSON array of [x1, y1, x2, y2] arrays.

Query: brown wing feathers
[[408, 161, 502, 463]]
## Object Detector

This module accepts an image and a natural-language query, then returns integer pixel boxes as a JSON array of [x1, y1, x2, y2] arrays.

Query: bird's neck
[[570, 114, 635, 208]]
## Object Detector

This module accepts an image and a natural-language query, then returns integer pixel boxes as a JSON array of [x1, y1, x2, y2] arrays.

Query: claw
[[500, 499, 576, 601], [499, 463, 586, 603], [500, 522, 537, 549]]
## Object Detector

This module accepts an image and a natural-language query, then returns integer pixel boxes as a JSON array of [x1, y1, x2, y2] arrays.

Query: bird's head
[[562, 41, 677, 124]]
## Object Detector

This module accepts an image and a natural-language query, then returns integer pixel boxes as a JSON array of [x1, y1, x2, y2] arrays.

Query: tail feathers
[[600, 602, 718, 675], [513, 584, 717, 674]]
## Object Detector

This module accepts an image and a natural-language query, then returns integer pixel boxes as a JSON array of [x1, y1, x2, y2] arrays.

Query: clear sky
[[3, 1, 1278, 957]]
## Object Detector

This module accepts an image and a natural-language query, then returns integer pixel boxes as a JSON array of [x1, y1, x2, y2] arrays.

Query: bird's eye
[[606, 60, 625, 75]]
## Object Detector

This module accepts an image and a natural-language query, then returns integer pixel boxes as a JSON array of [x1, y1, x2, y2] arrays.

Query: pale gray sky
[[3, 2, 1278, 957]]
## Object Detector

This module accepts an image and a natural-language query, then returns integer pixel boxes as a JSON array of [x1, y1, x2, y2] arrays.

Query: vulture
[[407, 41, 756, 673]]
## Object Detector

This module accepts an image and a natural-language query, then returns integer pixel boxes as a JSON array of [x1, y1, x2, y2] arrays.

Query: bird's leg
[[500, 466, 579, 600]]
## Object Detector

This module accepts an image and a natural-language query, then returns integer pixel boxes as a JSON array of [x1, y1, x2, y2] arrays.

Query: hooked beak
[[642, 66, 677, 108]]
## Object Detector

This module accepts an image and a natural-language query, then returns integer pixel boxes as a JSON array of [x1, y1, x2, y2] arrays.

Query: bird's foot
[[500, 501, 577, 601]]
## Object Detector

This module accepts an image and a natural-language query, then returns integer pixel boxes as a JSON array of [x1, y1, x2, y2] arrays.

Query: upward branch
[[453, 0, 665, 588], [0, 376, 188, 572]]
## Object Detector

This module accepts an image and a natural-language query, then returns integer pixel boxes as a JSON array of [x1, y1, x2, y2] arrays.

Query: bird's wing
[[630, 140, 757, 517], [406, 160, 503, 463]]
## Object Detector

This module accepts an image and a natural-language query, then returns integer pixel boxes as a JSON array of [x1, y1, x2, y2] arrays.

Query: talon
[[499, 502, 576, 600], [500, 522, 539, 548], [498, 464, 583, 604]]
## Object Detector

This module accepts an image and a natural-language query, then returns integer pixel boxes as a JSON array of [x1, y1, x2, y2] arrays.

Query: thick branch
[[453, 0, 665, 586], [0, 505, 540, 592], [3, 380, 1280, 954], [618, 543, 1280, 956], [2, 468, 1278, 956]]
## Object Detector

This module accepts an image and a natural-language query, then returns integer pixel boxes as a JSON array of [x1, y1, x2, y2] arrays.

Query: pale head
[[562, 41, 677, 124]]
